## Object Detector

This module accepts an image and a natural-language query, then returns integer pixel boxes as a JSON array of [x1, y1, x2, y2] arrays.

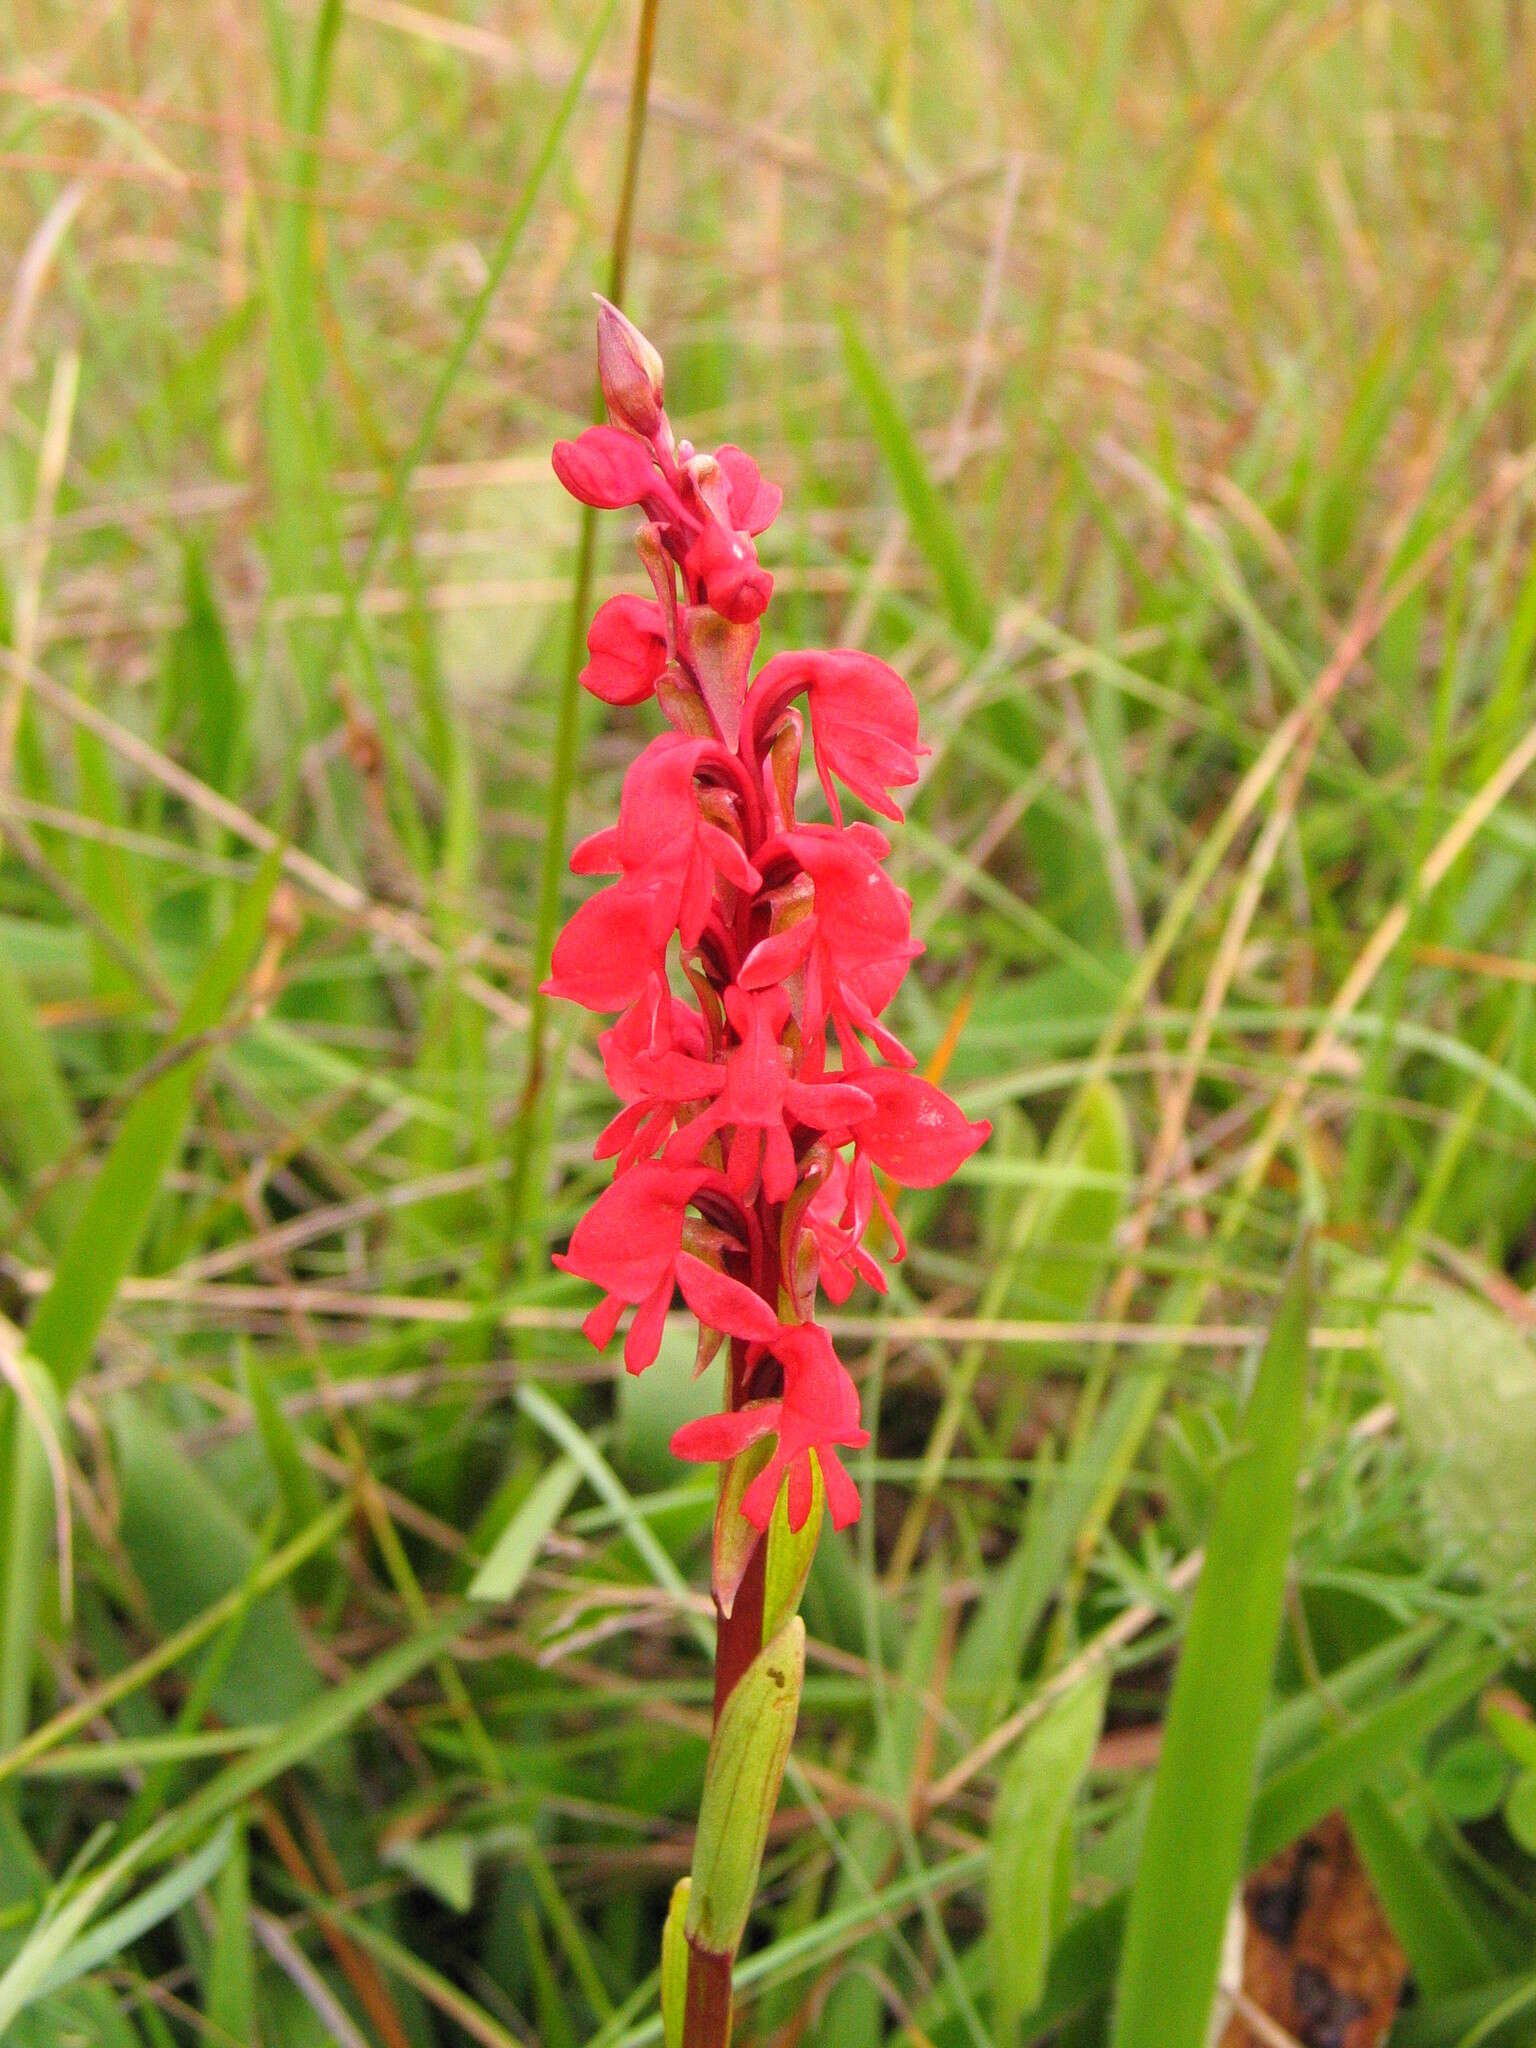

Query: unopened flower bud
[[595, 295, 665, 439]]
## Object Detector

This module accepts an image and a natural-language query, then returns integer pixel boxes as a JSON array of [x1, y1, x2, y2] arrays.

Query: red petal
[[624, 1276, 672, 1374], [581, 594, 668, 705], [675, 1252, 780, 1343], [579, 1293, 625, 1350], [559, 1162, 703, 1302], [739, 918, 816, 989], [552, 426, 656, 509], [545, 885, 656, 1011], [818, 1448, 862, 1528], [569, 825, 620, 875], [741, 1455, 789, 1529], [852, 1070, 990, 1187], [715, 444, 783, 535], [671, 1405, 777, 1463]]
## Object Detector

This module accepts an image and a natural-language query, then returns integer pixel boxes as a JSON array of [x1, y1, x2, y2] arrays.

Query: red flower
[[672, 1321, 868, 1530], [553, 1161, 704, 1372], [682, 519, 773, 624], [595, 977, 716, 1170], [546, 307, 989, 1547], [844, 1066, 991, 1187], [714, 445, 782, 536], [795, 1150, 888, 1306], [746, 649, 926, 825], [595, 296, 665, 439], [581, 594, 669, 705], [743, 824, 920, 1064], [552, 424, 659, 510], [663, 985, 875, 1204], [573, 734, 760, 948], [542, 879, 663, 1012], [545, 735, 760, 1010], [553, 1160, 767, 1375]]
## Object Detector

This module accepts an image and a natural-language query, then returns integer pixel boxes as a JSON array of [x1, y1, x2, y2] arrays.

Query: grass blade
[[839, 314, 993, 648], [468, 1454, 582, 1603], [1109, 1239, 1312, 2048], [0, 856, 278, 1758], [1247, 1638, 1503, 1867], [24, 851, 278, 1393], [1347, 1784, 1494, 1999], [989, 1662, 1107, 2034]]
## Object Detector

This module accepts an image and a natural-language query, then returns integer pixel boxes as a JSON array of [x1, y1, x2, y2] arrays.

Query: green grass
[[4, 2, 1536, 2043]]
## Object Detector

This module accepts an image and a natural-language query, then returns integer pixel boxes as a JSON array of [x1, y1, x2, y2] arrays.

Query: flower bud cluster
[[548, 303, 989, 1558]]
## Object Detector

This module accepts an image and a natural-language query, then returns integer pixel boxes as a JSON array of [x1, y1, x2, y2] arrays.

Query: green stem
[[507, 0, 663, 1266]]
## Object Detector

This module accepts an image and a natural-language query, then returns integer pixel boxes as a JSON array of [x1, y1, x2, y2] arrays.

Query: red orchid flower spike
[[545, 301, 989, 2048]]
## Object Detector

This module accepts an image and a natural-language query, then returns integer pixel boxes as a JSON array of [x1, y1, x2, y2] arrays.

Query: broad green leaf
[[1428, 1736, 1510, 1823], [953, 1369, 1145, 1736], [468, 1454, 581, 1603], [1, 858, 279, 1755], [1110, 1243, 1311, 2048], [0, 942, 80, 1251], [1485, 1697, 1536, 1772], [999, 1077, 1131, 1322], [26, 851, 279, 1393], [243, 1354, 324, 1541], [72, 727, 146, 1025], [164, 547, 243, 798], [1505, 1770, 1536, 1854], [989, 1663, 1107, 2035]]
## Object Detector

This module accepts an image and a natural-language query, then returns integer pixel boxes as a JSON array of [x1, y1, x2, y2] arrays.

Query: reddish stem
[[714, 1529, 767, 1720], [682, 1940, 733, 2048]]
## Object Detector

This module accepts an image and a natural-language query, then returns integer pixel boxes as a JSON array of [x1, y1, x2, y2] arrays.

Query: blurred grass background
[[4, 2, 1536, 2043]]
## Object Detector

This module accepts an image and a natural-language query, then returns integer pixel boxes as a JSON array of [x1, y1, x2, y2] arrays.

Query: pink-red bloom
[[745, 823, 920, 1064], [545, 734, 758, 1009], [746, 648, 927, 825], [581, 594, 669, 705], [673, 1323, 868, 1531], [547, 307, 989, 1538]]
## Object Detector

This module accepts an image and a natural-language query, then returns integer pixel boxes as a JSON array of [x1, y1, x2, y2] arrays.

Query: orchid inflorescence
[[546, 299, 989, 2044]]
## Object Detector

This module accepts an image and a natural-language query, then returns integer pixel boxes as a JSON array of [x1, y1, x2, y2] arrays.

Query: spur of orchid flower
[[545, 298, 988, 2048]]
